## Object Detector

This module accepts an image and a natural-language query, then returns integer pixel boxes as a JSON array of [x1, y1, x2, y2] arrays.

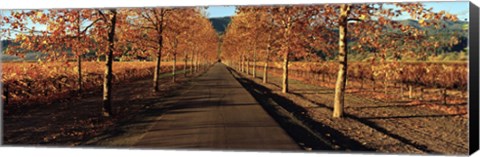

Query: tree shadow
[[81, 71, 261, 146], [228, 67, 375, 152], [363, 114, 465, 120], [3, 66, 212, 146], [293, 91, 335, 95], [228, 67, 462, 154], [287, 90, 440, 154], [346, 100, 467, 110], [346, 103, 425, 109]]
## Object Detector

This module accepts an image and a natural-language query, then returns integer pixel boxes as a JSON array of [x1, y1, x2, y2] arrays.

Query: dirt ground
[[2, 69, 207, 146], [2, 64, 469, 155], [230, 68, 468, 155]]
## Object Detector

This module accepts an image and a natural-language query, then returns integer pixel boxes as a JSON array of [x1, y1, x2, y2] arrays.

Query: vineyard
[[288, 62, 467, 91], [2, 61, 188, 107], [1, 7, 220, 117], [221, 4, 467, 118], [0, 2, 472, 154], [236, 61, 468, 114]]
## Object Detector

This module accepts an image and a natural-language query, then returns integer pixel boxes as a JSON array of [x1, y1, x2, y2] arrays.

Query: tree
[[92, 9, 120, 117], [2, 9, 128, 117], [257, 7, 280, 84], [221, 9, 250, 74], [269, 6, 313, 93], [313, 3, 459, 117], [222, 6, 314, 88], [164, 8, 197, 82], [1, 9, 101, 94], [221, 4, 458, 118], [1, 7, 220, 117], [236, 7, 283, 83], [131, 8, 172, 92]]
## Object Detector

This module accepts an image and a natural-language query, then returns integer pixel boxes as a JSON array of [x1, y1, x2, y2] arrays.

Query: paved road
[[134, 63, 300, 150]]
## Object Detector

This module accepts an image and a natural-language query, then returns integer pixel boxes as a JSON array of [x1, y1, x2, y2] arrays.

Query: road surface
[[134, 63, 300, 150]]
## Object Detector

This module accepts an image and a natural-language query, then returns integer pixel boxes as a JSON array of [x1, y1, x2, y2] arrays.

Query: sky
[[206, 6, 237, 18], [399, 2, 469, 21], [205, 1, 469, 21], [1, 1, 470, 39]]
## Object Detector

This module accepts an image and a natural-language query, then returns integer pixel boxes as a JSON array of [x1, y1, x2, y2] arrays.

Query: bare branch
[[347, 18, 362, 22], [80, 18, 102, 35]]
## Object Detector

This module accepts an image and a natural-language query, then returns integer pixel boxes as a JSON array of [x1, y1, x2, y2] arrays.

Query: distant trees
[[129, 7, 218, 89], [221, 3, 459, 118], [325, 3, 458, 118], [223, 6, 318, 92], [2, 9, 123, 116], [2, 7, 219, 117], [1, 9, 103, 94], [130, 8, 171, 92], [97, 9, 118, 117], [163, 8, 196, 83], [269, 6, 314, 93]]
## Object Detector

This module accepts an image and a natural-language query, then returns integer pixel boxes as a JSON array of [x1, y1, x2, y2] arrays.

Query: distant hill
[[209, 16, 231, 34], [396, 19, 468, 31], [1, 18, 468, 62], [206, 17, 467, 35]]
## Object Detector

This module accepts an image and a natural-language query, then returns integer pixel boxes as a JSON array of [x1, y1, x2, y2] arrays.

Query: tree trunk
[[442, 88, 447, 105], [77, 55, 82, 94], [241, 54, 245, 72], [333, 4, 350, 118], [102, 9, 117, 117], [172, 53, 177, 83], [153, 15, 166, 92], [384, 79, 388, 95], [195, 51, 199, 72], [281, 16, 291, 94], [409, 85, 413, 99], [200, 55, 204, 71], [198, 56, 201, 71], [76, 14, 83, 95], [190, 54, 194, 75], [252, 48, 256, 78], [233, 61, 241, 71], [239, 57, 242, 72], [246, 59, 250, 75], [263, 61, 268, 83], [400, 84, 404, 98], [263, 29, 272, 84], [372, 79, 376, 92], [3, 84, 8, 106], [420, 88, 424, 100], [282, 51, 288, 93], [360, 78, 364, 91], [184, 54, 187, 77], [153, 44, 163, 92]]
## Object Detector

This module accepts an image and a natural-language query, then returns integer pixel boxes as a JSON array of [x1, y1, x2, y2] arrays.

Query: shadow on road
[[287, 91, 441, 153], [227, 66, 467, 154], [227, 67, 376, 152]]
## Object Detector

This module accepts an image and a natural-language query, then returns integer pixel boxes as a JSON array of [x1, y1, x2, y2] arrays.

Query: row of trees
[[1, 7, 219, 117], [221, 3, 459, 118]]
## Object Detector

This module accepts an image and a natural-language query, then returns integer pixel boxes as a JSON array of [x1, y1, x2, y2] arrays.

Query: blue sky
[[1, 2, 470, 39], [205, 2, 469, 20], [399, 2, 469, 21], [206, 6, 237, 18]]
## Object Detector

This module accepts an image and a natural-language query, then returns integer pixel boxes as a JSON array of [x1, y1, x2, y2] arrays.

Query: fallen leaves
[[2, 62, 185, 109]]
